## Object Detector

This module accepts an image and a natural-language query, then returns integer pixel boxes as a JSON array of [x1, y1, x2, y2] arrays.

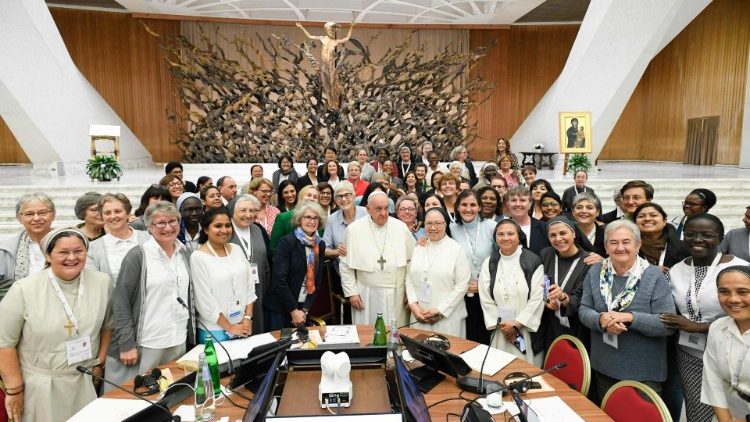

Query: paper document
[[176, 332, 277, 370], [323, 325, 360, 344], [460, 344, 516, 376], [68, 398, 150, 421], [525, 396, 584, 421]]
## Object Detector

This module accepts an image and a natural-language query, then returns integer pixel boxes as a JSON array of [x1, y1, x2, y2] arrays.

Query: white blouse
[[702, 316, 750, 419]]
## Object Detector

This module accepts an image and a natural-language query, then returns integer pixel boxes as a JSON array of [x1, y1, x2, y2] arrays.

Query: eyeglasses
[[622, 195, 645, 202], [335, 193, 353, 200], [238, 209, 260, 215], [302, 215, 320, 222], [682, 201, 704, 208], [20, 210, 52, 219], [683, 232, 719, 241], [257, 189, 273, 195], [152, 220, 180, 229], [398, 207, 416, 212], [425, 221, 446, 228], [167, 182, 183, 188], [53, 250, 86, 259]]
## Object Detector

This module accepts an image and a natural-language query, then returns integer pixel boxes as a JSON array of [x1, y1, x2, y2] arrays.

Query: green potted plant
[[567, 153, 592, 174], [85, 155, 123, 182]]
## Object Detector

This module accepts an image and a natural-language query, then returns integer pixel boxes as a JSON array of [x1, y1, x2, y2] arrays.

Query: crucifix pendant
[[377, 256, 386, 271], [64, 320, 74, 337]]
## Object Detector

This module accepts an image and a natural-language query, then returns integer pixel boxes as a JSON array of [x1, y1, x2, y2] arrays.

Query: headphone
[[504, 372, 534, 394], [422, 333, 450, 351], [134, 368, 162, 395]]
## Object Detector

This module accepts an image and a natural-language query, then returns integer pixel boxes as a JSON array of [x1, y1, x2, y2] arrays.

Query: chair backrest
[[601, 380, 672, 422], [543, 334, 591, 396], [0, 389, 6, 422]]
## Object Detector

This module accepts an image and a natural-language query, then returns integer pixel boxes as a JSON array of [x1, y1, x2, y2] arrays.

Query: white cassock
[[405, 236, 470, 338], [340, 216, 416, 326], [478, 247, 545, 366]]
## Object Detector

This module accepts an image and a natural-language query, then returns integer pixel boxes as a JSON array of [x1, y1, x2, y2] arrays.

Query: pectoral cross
[[377, 256, 386, 271], [64, 320, 75, 337]]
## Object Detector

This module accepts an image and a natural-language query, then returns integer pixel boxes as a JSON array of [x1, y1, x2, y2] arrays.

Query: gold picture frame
[[559, 112, 592, 153]]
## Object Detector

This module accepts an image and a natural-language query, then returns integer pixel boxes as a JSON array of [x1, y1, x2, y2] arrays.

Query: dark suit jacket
[[396, 159, 415, 179], [272, 170, 299, 191], [465, 159, 478, 187], [525, 218, 550, 256], [184, 180, 198, 193], [265, 234, 326, 314], [561, 185, 595, 212], [296, 174, 318, 190], [317, 164, 345, 181], [599, 209, 619, 224]]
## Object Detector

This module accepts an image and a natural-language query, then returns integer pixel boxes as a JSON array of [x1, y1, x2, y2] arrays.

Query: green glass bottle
[[203, 335, 222, 396], [373, 313, 387, 346]]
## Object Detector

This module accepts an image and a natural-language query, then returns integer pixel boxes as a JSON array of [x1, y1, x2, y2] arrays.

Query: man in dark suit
[[165, 161, 197, 193]]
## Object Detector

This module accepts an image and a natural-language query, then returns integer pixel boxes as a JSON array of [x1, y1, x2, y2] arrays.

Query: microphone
[[176, 297, 235, 375], [76, 366, 180, 422], [460, 383, 506, 422], [506, 362, 567, 394], [457, 317, 503, 394], [388, 319, 423, 333]]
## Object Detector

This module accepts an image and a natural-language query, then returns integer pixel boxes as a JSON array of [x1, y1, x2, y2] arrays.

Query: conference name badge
[[227, 298, 244, 324], [603, 332, 618, 349], [66, 336, 92, 366], [250, 263, 260, 284], [417, 282, 431, 304], [678, 331, 707, 351]]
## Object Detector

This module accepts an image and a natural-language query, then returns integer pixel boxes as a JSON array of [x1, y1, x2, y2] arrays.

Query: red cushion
[[0, 388, 7, 422], [545, 339, 585, 392], [603, 386, 663, 422]]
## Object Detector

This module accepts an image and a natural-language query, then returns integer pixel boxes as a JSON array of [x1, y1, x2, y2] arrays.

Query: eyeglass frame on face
[[424, 221, 446, 228], [237, 208, 260, 215], [151, 219, 180, 229], [335, 192, 353, 201], [52, 250, 86, 259], [398, 206, 416, 213], [167, 181, 183, 188], [622, 194, 646, 202], [683, 231, 719, 241], [302, 215, 320, 222], [19, 209, 53, 219], [682, 201, 704, 208]]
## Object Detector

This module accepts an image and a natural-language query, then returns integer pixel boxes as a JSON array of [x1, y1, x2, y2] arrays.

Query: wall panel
[[468, 25, 579, 159], [600, 0, 750, 164]]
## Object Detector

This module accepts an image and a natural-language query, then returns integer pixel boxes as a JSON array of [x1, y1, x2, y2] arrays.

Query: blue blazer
[[265, 233, 326, 314]]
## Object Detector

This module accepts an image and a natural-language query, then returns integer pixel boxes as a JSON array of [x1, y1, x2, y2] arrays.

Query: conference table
[[103, 326, 612, 421]]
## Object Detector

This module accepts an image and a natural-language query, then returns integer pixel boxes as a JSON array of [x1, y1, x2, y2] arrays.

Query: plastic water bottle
[[194, 353, 216, 421], [373, 313, 387, 346], [388, 318, 399, 352], [203, 335, 222, 396]]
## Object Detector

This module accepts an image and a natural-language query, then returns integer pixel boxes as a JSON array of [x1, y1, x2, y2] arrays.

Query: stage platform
[[0, 161, 747, 236]]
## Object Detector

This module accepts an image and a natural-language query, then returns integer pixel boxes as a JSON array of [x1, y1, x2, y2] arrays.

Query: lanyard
[[401, 162, 410, 176], [462, 222, 482, 267], [206, 242, 239, 297], [232, 223, 254, 261], [574, 186, 587, 195], [687, 253, 722, 321], [729, 332, 750, 390], [554, 255, 580, 292], [658, 248, 666, 267], [422, 241, 442, 283], [48, 269, 85, 337]]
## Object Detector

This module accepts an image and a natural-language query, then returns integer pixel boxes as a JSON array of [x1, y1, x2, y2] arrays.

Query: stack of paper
[[459, 344, 516, 376], [323, 325, 360, 344], [69, 398, 150, 421], [176, 332, 277, 370]]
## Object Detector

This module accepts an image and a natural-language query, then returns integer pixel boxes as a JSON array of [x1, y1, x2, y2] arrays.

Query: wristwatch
[[243, 315, 253, 322]]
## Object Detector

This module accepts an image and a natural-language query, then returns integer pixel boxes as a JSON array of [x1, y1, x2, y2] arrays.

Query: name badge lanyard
[[658, 248, 667, 267], [235, 225, 254, 262], [554, 255, 580, 320], [48, 269, 85, 337], [728, 333, 750, 391], [206, 242, 238, 298], [686, 253, 722, 322], [422, 241, 441, 284], [462, 223, 482, 269]]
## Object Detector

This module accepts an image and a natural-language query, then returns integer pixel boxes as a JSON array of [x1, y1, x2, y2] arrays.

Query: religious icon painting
[[559, 112, 592, 154]]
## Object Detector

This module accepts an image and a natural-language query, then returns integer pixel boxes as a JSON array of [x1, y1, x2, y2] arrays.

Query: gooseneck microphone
[[457, 317, 503, 394], [76, 366, 180, 422], [176, 297, 235, 375]]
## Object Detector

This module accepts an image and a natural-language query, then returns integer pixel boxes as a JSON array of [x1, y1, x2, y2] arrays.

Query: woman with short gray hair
[[75, 192, 104, 241], [265, 202, 327, 330], [450, 145, 477, 186], [578, 218, 676, 400], [106, 201, 196, 391], [0, 193, 57, 300], [228, 194, 271, 332]]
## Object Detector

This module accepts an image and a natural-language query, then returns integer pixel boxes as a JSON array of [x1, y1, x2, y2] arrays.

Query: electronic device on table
[[319, 351, 353, 408], [392, 350, 432, 422], [399, 333, 470, 393], [242, 349, 287, 422], [230, 338, 293, 392], [286, 345, 387, 369]]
